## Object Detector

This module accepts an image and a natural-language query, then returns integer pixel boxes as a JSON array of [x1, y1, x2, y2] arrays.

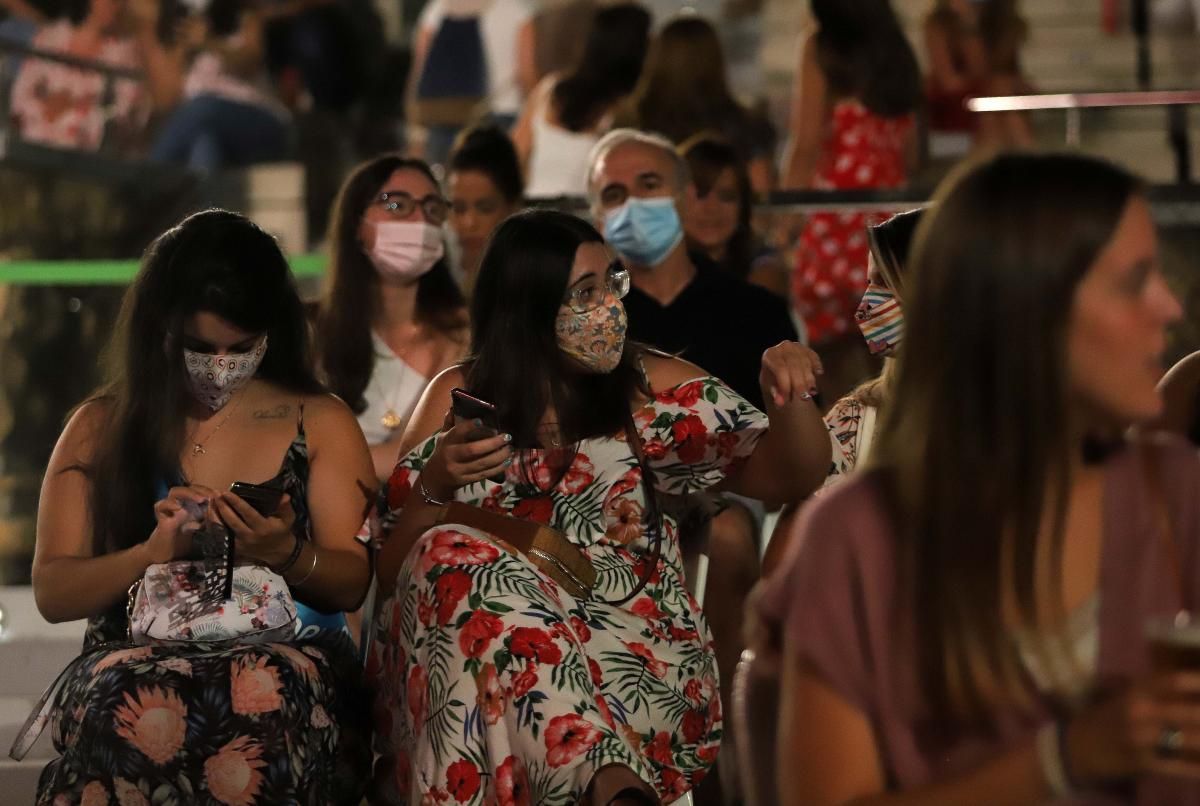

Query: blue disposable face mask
[[603, 197, 684, 268]]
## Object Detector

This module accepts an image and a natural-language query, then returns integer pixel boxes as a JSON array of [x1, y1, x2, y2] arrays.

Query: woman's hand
[[760, 341, 824, 408], [1067, 672, 1200, 783], [419, 414, 514, 500], [145, 498, 194, 565], [214, 492, 298, 569]]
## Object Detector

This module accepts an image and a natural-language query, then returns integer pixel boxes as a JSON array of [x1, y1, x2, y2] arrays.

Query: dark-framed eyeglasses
[[374, 190, 450, 225]]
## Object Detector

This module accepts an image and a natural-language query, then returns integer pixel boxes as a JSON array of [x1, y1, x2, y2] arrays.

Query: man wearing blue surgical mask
[[588, 128, 799, 412], [588, 130, 823, 806]]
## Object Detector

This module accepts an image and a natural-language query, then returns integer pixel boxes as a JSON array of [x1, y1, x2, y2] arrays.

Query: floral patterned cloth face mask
[[556, 264, 630, 374], [183, 336, 268, 410]]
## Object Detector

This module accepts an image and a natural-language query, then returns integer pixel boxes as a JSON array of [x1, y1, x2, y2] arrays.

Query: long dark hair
[[872, 153, 1143, 727], [553, 3, 651, 133], [811, 0, 922, 118], [465, 210, 649, 456], [84, 209, 323, 555], [315, 155, 466, 414], [628, 15, 771, 154], [679, 133, 754, 277]]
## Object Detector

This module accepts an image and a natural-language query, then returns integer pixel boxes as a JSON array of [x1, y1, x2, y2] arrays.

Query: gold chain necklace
[[190, 389, 245, 456]]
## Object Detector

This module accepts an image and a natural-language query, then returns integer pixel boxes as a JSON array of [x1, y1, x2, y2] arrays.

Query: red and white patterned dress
[[792, 101, 913, 345], [368, 377, 767, 805]]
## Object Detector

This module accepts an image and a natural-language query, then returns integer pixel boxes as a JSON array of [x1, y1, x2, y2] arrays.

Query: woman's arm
[[781, 32, 827, 190], [130, 5, 192, 112], [778, 662, 1052, 806], [723, 342, 831, 503], [375, 367, 513, 589], [32, 403, 180, 623], [282, 394, 375, 612], [515, 17, 537, 100]]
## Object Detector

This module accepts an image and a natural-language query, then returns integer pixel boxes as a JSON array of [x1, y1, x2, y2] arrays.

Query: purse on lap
[[127, 522, 297, 645]]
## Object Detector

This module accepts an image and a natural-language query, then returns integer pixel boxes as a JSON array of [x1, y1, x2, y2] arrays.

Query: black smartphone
[[228, 482, 285, 517], [450, 388, 500, 438]]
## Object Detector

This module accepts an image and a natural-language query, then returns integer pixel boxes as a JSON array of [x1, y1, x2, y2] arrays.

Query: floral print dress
[[368, 377, 768, 805], [30, 417, 370, 806], [792, 101, 914, 345]]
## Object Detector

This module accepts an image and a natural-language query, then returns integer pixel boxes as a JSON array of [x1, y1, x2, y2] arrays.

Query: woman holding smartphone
[[369, 209, 830, 805], [27, 210, 375, 803]]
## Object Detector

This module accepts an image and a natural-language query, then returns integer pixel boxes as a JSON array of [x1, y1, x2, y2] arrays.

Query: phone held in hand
[[450, 388, 500, 439], [228, 481, 285, 517]]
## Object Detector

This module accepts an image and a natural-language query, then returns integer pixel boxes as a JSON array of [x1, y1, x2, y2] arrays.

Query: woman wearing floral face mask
[[368, 209, 827, 805], [28, 210, 375, 803], [822, 206, 924, 488], [315, 155, 469, 482]]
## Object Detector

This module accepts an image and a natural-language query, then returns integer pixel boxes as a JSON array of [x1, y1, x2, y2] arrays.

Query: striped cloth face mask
[[855, 283, 903, 356]]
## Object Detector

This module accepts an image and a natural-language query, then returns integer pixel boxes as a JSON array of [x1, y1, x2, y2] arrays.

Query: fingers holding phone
[[215, 483, 297, 568], [423, 389, 514, 496]]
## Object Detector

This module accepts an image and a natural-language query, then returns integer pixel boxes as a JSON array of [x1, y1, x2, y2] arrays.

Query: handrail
[[6, 185, 1200, 285], [967, 90, 1200, 113], [0, 38, 144, 81]]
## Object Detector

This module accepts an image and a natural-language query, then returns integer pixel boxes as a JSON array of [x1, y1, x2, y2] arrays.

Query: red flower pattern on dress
[[661, 767, 690, 800], [495, 756, 531, 806], [642, 437, 668, 460], [509, 627, 563, 665], [558, 455, 596, 495], [434, 570, 472, 625], [681, 709, 707, 744], [683, 679, 703, 704], [646, 731, 673, 765], [424, 530, 500, 571], [408, 666, 428, 728], [446, 759, 481, 803], [659, 380, 704, 408], [512, 496, 553, 524], [569, 616, 592, 644], [511, 663, 538, 699], [459, 611, 504, 659], [605, 498, 644, 545], [387, 466, 414, 508], [624, 642, 668, 678], [544, 714, 602, 768], [671, 415, 709, 464], [630, 597, 664, 621]]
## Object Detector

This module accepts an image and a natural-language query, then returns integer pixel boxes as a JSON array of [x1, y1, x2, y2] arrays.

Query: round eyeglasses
[[375, 190, 451, 225], [564, 263, 631, 314]]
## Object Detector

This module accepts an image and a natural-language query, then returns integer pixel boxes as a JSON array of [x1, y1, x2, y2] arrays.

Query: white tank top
[[525, 79, 605, 199], [356, 331, 430, 445]]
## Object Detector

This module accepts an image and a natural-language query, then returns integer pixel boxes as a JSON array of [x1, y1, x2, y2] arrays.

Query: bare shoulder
[[52, 398, 113, 467], [640, 351, 710, 394], [426, 364, 467, 405], [1161, 351, 1200, 395]]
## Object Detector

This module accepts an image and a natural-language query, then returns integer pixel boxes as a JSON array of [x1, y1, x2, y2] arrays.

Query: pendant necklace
[[380, 355, 411, 432], [190, 390, 244, 457]]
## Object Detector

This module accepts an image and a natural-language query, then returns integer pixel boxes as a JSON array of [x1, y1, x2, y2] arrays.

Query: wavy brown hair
[[315, 155, 466, 414], [871, 153, 1142, 728]]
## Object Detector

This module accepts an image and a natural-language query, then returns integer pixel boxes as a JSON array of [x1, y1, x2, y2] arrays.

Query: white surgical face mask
[[183, 337, 267, 411], [367, 221, 445, 282]]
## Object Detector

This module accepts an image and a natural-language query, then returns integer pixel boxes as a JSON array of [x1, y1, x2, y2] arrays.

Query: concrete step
[[0, 757, 44, 805]]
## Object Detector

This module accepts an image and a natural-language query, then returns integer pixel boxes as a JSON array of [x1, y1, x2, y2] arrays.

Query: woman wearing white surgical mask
[[314, 155, 469, 482]]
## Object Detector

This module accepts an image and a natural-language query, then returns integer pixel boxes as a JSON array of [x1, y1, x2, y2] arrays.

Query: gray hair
[[586, 128, 690, 209]]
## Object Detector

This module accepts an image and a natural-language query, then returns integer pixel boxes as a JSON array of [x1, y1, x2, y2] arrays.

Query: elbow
[[32, 581, 75, 624]]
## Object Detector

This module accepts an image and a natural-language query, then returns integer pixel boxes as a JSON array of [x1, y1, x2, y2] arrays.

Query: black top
[[623, 252, 798, 411]]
